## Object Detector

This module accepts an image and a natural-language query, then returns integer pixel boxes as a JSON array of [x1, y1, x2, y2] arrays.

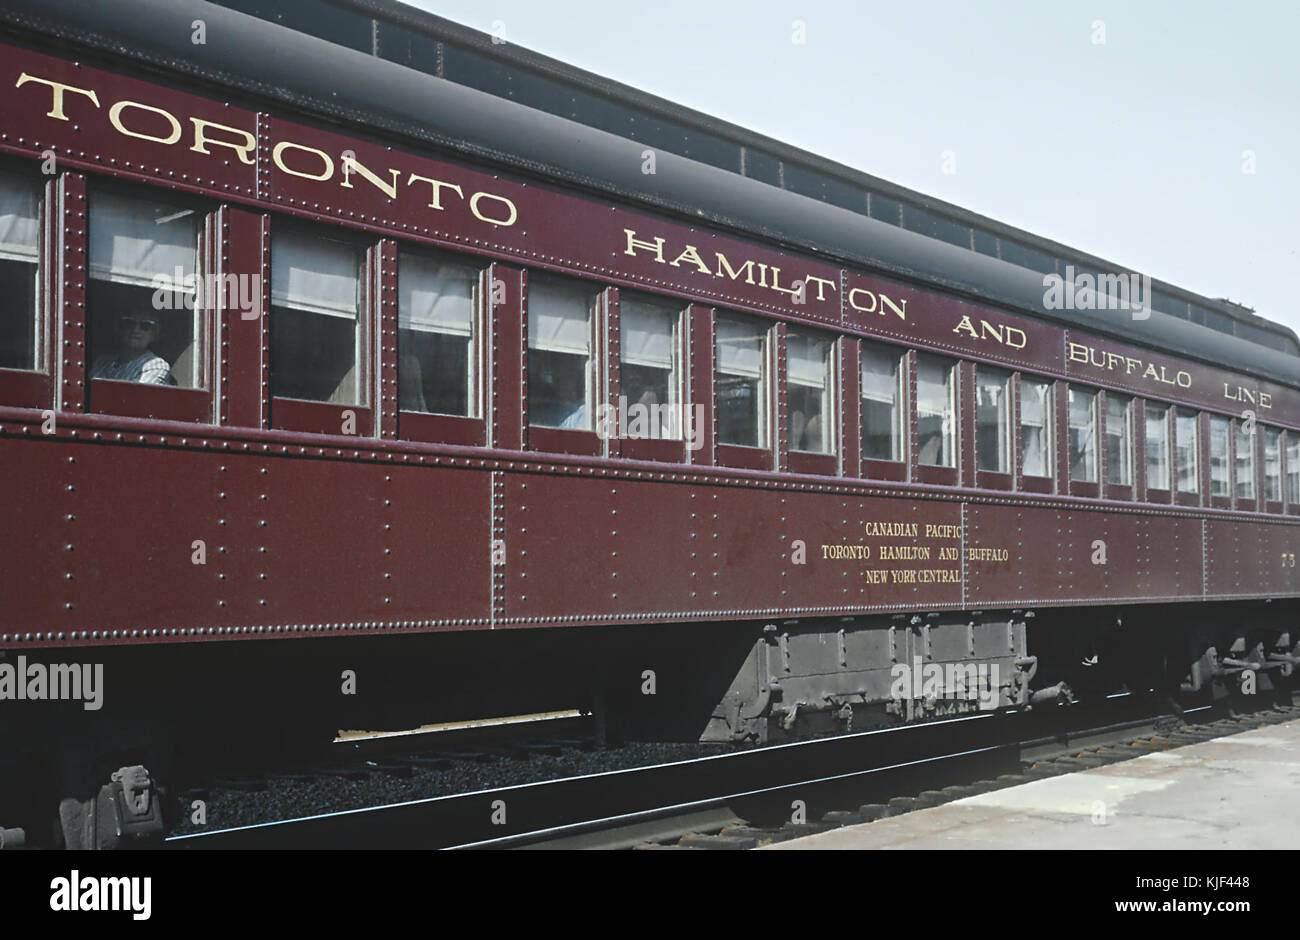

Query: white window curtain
[[918, 358, 953, 414], [271, 232, 359, 318], [398, 252, 475, 337], [788, 332, 830, 389], [0, 175, 38, 264], [717, 316, 764, 378], [1023, 381, 1050, 428], [529, 279, 591, 355], [620, 297, 675, 369], [89, 192, 197, 289], [861, 346, 898, 404], [979, 377, 1007, 408]]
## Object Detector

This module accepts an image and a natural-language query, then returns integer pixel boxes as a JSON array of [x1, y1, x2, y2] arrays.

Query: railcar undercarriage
[[1, 599, 1296, 847], [602, 601, 1300, 743]]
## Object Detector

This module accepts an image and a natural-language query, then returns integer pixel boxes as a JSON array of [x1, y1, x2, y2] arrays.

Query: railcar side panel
[[502, 473, 701, 623], [0, 436, 495, 640], [706, 486, 797, 613], [1138, 514, 1201, 599], [1204, 517, 1300, 599], [9, 425, 1300, 646], [2, 438, 217, 633], [219, 455, 492, 627], [783, 493, 869, 611], [384, 463, 493, 624], [965, 504, 1058, 606]]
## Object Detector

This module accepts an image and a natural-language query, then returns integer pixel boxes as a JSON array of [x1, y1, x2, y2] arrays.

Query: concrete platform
[[765, 718, 1300, 850]]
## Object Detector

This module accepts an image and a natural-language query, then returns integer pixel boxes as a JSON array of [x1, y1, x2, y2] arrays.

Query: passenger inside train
[[89, 313, 174, 385]]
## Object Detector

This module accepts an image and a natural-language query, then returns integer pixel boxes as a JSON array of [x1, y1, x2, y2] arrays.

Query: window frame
[[1208, 413, 1233, 509], [1263, 424, 1283, 512], [974, 363, 1013, 491], [85, 180, 216, 425], [613, 287, 688, 465], [1102, 390, 1133, 501], [1285, 429, 1300, 516], [524, 271, 603, 458], [268, 220, 374, 436], [0, 162, 51, 409], [394, 245, 489, 448], [1173, 407, 1200, 506], [713, 308, 773, 471], [1142, 400, 1172, 504], [1017, 373, 1054, 494], [1232, 416, 1258, 511], [786, 325, 838, 476], [1066, 384, 1100, 498], [913, 351, 958, 487], [859, 339, 907, 483]]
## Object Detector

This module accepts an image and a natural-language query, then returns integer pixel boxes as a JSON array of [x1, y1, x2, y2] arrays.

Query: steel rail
[[168, 696, 1239, 850]]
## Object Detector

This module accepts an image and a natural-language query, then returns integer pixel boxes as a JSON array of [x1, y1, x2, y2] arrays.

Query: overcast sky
[[401, 0, 1298, 335]]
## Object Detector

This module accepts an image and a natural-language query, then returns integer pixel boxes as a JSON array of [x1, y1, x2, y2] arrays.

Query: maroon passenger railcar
[[2, 0, 1298, 845]]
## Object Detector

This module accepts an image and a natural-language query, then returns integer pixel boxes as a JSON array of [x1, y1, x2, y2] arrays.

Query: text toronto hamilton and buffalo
[[7, 69, 1285, 415]]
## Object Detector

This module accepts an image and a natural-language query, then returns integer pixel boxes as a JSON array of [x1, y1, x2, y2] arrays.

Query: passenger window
[[1068, 387, 1097, 482], [1175, 409, 1198, 493], [1235, 420, 1255, 499], [1209, 416, 1230, 496], [0, 172, 40, 371], [1145, 403, 1169, 490], [1264, 427, 1281, 502], [861, 342, 901, 462], [916, 354, 954, 467], [976, 366, 1011, 473], [88, 191, 202, 388], [1104, 394, 1132, 486], [397, 251, 478, 417], [528, 275, 596, 430], [1020, 377, 1052, 478], [270, 230, 362, 404], [619, 292, 682, 439], [715, 312, 768, 448], [787, 329, 834, 454], [1288, 433, 1300, 504]]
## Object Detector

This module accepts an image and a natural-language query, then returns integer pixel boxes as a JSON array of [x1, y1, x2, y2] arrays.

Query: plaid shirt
[[91, 352, 172, 385]]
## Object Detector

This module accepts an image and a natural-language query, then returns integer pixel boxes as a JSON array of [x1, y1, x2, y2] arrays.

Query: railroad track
[[164, 710, 739, 840], [167, 695, 1294, 850], [168, 713, 1006, 849], [639, 703, 1297, 851]]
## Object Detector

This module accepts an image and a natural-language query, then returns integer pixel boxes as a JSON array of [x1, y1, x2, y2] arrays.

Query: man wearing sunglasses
[[90, 313, 173, 385]]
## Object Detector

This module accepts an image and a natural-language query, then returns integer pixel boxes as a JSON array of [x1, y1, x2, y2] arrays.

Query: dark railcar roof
[[4, 0, 1297, 387]]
